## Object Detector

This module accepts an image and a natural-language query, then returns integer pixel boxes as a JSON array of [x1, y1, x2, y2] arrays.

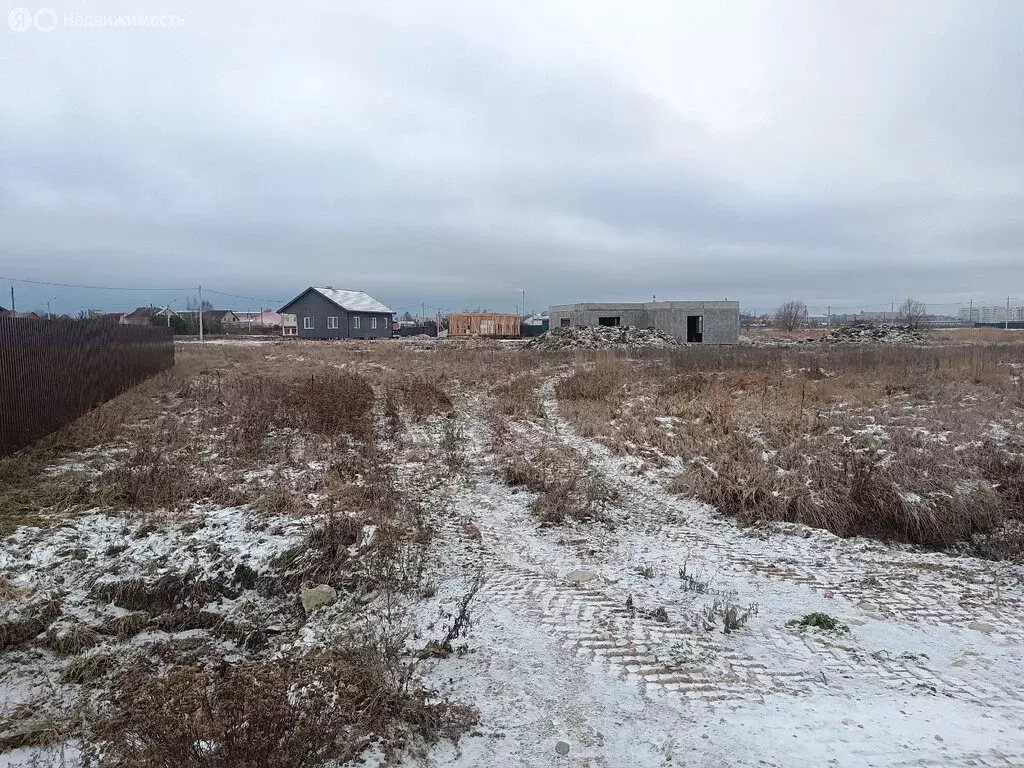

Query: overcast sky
[[2, 0, 1022, 316]]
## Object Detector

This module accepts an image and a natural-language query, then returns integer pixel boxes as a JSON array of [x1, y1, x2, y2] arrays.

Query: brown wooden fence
[[0, 318, 174, 457], [448, 312, 522, 339]]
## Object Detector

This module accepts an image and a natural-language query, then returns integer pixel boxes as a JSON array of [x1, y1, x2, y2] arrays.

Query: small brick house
[[278, 287, 393, 340]]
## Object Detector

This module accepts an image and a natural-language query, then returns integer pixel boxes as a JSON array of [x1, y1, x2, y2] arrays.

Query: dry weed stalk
[[555, 342, 1024, 552], [96, 629, 477, 768]]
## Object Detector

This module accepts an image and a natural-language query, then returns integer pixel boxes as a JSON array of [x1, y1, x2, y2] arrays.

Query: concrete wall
[[281, 290, 391, 340], [547, 301, 740, 344]]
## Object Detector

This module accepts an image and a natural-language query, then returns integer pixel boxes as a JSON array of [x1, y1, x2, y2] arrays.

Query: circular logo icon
[[34, 8, 57, 32], [8, 8, 33, 31]]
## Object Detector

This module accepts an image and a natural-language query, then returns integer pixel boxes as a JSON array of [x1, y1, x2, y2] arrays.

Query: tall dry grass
[[554, 343, 1024, 552], [96, 629, 477, 768]]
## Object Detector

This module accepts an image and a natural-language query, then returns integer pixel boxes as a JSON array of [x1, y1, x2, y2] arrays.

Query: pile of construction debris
[[525, 325, 681, 350], [742, 324, 927, 346], [821, 324, 926, 344]]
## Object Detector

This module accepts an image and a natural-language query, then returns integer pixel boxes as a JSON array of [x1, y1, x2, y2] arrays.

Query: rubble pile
[[742, 324, 927, 346], [525, 325, 681, 350], [820, 324, 925, 344]]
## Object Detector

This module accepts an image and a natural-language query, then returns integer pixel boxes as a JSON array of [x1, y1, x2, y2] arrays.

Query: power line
[[204, 288, 286, 305], [0, 275, 192, 291], [0, 276, 289, 307], [3, 274, 1020, 316]]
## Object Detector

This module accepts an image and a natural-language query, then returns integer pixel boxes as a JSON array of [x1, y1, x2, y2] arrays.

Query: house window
[[598, 316, 620, 327], [327, 316, 339, 330], [303, 317, 314, 330], [371, 317, 378, 330], [353, 316, 361, 330], [560, 318, 571, 328]]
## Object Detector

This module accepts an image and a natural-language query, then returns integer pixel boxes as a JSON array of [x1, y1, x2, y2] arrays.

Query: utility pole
[[522, 289, 526, 318], [969, 298, 973, 325], [827, 305, 831, 330], [198, 284, 204, 343], [1007, 296, 1011, 331], [421, 302, 425, 323], [10, 285, 15, 318]]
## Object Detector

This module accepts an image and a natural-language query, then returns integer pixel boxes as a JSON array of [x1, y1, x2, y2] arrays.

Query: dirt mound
[[525, 325, 681, 350], [821, 324, 925, 344]]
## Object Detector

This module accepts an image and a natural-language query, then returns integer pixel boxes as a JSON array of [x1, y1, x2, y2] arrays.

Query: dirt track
[[3, 342, 1023, 767], [402, 373, 1024, 766]]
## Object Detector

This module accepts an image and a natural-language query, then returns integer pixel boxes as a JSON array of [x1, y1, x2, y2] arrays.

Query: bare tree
[[899, 297, 927, 329], [775, 300, 808, 332]]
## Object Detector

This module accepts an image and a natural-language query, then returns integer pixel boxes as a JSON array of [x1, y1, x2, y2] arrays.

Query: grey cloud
[[1, 0, 1023, 317]]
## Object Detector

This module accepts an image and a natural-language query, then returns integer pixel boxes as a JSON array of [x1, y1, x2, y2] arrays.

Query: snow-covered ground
[[398, 379, 1024, 767], [3, 355, 1023, 767]]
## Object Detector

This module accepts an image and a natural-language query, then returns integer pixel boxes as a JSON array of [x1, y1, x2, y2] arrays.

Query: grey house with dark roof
[[279, 287, 394, 339]]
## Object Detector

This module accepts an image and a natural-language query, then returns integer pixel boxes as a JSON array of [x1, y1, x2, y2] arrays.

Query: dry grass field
[[2, 334, 1023, 766]]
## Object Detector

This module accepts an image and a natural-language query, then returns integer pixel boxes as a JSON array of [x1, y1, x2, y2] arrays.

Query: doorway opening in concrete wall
[[560, 318, 571, 328], [687, 315, 703, 342], [598, 316, 621, 327]]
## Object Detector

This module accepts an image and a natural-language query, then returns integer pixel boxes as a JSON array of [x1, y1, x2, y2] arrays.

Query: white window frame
[[327, 316, 339, 330], [353, 316, 361, 330], [371, 316, 377, 330], [303, 316, 314, 330]]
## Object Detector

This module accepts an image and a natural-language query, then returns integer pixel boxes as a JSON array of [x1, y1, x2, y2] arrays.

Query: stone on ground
[[301, 584, 338, 613], [565, 570, 599, 585]]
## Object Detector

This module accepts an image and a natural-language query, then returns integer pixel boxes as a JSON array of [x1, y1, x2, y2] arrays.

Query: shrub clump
[[555, 360, 624, 402], [679, 430, 1007, 549], [285, 371, 376, 440], [95, 632, 477, 768], [493, 374, 541, 419], [787, 612, 848, 632], [394, 378, 454, 421], [500, 447, 616, 525]]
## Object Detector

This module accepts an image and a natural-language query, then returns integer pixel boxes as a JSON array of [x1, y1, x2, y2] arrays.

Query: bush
[[555, 359, 623, 401], [151, 314, 189, 334], [95, 632, 477, 768], [286, 371, 375, 440], [678, 431, 1005, 548], [493, 374, 540, 419], [531, 471, 614, 525], [394, 378, 454, 421], [788, 612, 847, 632]]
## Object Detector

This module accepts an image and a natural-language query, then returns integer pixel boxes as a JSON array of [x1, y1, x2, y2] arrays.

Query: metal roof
[[311, 287, 393, 314]]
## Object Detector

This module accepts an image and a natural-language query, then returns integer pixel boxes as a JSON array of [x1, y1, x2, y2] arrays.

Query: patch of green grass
[[787, 612, 848, 632], [416, 640, 453, 659]]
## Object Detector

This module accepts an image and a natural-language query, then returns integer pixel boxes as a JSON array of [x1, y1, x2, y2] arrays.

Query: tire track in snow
[[536, 376, 1024, 707], [543, 374, 1024, 637], [397, 385, 1024, 766], [424, 394, 822, 705]]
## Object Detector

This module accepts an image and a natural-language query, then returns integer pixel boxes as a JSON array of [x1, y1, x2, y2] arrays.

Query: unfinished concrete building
[[548, 301, 740, 344]]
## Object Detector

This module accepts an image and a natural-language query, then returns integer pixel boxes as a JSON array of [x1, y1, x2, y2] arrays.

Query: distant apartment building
[[856, 311, 892, 322], [962, 305, 1024, 324]]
